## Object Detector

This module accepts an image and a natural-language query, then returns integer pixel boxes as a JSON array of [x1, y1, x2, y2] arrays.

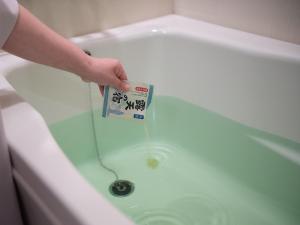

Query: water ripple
[[133, 194, 229, 225]]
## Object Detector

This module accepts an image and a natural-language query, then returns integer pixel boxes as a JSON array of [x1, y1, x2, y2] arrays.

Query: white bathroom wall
[[174, 0, 300, 44], [17, 0, 300, 44], [18, 0, 173, 38]]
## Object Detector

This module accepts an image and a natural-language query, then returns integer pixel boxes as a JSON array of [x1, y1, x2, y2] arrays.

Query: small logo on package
[[102, 82, 154, 120]]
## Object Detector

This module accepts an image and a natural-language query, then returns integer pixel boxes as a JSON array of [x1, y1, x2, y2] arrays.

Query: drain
[[109, 180, 134, 197]]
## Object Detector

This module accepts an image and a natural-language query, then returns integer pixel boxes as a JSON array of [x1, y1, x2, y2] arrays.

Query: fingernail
[[124, 83, 130, 91]]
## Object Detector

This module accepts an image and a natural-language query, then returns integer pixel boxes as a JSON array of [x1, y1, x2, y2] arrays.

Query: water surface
[[50, 96, 300, 225]]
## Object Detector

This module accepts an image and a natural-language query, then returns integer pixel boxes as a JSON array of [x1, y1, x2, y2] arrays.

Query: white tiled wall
[[174, 0, 300, 44], [19, 0, 174, 37], [19, 0, 300, 44]]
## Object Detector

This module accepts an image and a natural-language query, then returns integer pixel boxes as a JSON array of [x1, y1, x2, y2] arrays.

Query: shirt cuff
[[0, 0, 19, 48]]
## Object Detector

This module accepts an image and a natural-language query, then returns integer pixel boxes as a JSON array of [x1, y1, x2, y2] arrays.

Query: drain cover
[[109, 180, 134, 197]]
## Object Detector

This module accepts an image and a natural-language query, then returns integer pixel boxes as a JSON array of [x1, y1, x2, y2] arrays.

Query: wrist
[[71, 51, 93, 81]]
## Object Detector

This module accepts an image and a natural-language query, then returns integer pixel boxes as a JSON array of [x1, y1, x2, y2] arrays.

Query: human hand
[[80, 57, 130, 95]]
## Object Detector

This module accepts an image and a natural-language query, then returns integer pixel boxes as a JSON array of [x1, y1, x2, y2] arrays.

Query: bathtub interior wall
[[5, 25, 300, 224], [9, 30, 299, 142], [69, 31, 300, 146]]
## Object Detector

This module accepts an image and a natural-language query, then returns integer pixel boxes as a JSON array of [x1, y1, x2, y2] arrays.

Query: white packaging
[[102, 81, 154, 120]]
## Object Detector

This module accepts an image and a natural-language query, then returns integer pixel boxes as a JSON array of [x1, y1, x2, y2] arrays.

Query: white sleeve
[[0, 0, 19, 48]]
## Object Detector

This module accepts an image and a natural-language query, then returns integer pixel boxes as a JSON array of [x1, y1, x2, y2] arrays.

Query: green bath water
[[49, 96, 300, 225]]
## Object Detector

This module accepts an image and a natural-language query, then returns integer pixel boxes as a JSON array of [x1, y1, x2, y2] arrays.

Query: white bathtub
[[0, 15, 300, 225]]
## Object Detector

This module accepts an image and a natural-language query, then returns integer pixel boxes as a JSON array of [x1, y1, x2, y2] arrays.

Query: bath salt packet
[[102, 81, 154, 120]]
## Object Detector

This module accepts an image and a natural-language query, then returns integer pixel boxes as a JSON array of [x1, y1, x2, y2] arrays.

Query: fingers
[[87, 58, 129, 93], [115, 62, 128, 81], [121, 81, 130, 91], [112, 61, 129, 92], [99, 85, 104, 96], [112, 76, 130, 92], [98, 82, 127, 96]]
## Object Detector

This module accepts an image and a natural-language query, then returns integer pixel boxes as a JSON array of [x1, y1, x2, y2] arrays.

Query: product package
[[102, 81, 154, 120]]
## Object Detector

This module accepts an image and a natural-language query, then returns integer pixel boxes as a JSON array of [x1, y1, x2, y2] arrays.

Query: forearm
[[2, 4, 129, 92], [3, 5, 91, 78]]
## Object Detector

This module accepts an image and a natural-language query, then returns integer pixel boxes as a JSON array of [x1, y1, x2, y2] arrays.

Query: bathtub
[[0, 15, 300, 225]]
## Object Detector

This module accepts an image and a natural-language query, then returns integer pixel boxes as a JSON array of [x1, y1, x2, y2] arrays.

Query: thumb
[[112, 77, 130, 92]]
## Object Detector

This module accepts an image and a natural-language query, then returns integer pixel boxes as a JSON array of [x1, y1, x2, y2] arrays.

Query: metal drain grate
[[109, 180, 134, 197]]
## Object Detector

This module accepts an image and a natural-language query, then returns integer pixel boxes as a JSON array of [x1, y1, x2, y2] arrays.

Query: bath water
[[49, 96, 300, 225]]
